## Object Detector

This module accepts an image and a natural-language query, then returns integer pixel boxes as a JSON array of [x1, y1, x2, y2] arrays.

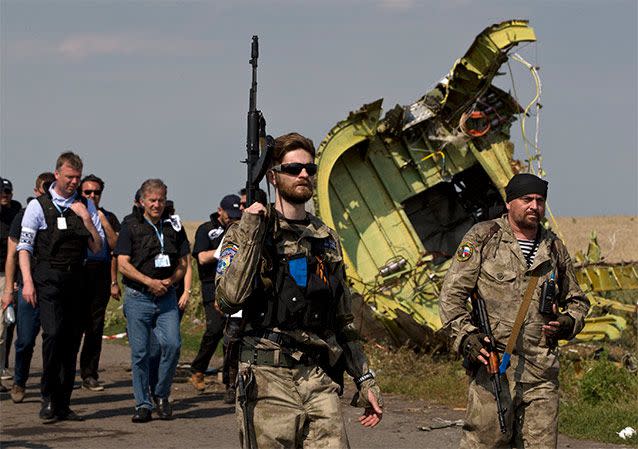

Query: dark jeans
[[34, 262, 84, 412], [79, 262, 111, 380], [223, 317, 242, 387], [190, 282, 225, 373], [14, 287, 41, 387]]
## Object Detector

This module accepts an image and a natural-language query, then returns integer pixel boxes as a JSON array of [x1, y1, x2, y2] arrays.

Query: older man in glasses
[[78, 174, 121, 392], [216, 132, 383, 448]]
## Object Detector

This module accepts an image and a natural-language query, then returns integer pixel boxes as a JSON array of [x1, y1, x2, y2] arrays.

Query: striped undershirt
[[517, 238, 539, 267]]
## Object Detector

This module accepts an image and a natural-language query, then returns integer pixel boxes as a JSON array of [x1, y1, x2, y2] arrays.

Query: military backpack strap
[[479, 223, 501, 259]]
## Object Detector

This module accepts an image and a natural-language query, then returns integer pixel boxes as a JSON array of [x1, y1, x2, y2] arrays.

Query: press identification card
[[57, 217, 67, 230], [154, 254, 170, 268]]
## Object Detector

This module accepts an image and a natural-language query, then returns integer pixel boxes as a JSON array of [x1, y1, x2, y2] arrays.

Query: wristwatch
[[354, 370, 375, 388]]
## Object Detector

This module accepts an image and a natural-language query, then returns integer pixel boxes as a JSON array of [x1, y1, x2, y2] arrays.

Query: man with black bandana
[[439, 173, 590, 448], [216, 132, 383, 448]]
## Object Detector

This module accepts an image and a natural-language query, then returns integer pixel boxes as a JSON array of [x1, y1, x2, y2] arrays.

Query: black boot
[[131, 407, 152, 423], [39, 398, 58, 424], [156, 397, 173, 420]]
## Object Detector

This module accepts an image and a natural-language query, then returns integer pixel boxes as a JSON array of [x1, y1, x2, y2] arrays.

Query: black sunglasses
[[272, 163, 318, 176], [82, 189, 102, 196], [2, 188, 12, 195]]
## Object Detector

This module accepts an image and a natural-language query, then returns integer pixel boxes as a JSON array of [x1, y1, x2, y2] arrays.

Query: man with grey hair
[[114, 179, 189, 423]]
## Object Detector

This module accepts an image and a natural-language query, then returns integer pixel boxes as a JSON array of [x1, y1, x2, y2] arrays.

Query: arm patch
[[216, 242, 239, 275], [19, 227, 36, 246]]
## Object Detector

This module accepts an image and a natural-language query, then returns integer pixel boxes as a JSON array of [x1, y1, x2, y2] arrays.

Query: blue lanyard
[[52, 202, 69, 216], [145, 218, 165, 254]]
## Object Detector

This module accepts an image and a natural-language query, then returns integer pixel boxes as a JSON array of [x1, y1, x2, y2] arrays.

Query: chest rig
[[33, 194, 90, 266], [244, 224, 344, 333]]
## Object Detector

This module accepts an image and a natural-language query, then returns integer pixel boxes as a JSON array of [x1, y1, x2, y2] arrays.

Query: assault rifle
[[245, 35, 273, 207], [469, 290, 507, 434]]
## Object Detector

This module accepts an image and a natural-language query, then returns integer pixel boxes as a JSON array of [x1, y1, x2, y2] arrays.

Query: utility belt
[[240, 330, 318, 368], [239, 345, 316, 368], [245, 329, 300, 347]]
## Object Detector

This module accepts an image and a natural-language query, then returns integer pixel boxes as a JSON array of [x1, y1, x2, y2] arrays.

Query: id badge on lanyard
[[57, 217, 67, 230], [53, 202, 69, 230], [146, 218, 170, 268], [155, 254, 171, 268]]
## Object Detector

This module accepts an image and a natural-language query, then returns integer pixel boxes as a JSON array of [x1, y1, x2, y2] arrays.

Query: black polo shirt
[[192, 213, 225, 283]]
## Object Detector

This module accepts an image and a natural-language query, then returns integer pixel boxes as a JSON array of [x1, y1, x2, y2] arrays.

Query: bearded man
[[216, 132, 383, 448]]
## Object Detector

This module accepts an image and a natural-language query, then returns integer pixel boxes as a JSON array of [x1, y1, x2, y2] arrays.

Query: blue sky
[[1, 0, 636, 220]]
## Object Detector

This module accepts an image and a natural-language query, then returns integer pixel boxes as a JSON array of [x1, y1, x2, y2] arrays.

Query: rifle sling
[[503, 273, 540, 356]]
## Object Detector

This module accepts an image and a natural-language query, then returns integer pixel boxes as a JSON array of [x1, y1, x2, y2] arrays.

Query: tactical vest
[[125, 215, 182, 282], [33, 194, 90, 266], [243, 236, 343, 333]]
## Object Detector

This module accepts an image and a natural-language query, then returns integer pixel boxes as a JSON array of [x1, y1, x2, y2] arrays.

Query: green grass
[[559, 351, 638, 446], [365, 343, 468, 408]]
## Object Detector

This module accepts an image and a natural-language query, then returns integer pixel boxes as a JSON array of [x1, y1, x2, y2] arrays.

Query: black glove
[[462, 332, 489, 363], [555, 314, 575, 340]]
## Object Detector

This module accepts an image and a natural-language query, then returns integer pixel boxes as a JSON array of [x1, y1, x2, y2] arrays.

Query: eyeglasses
[[271, 163, 318, 176], [2, 188, 12, 195], [82, 189, 102, 196]]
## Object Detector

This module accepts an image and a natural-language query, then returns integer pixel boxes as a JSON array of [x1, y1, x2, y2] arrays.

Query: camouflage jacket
[[215, 209, 370, 378], [439, 215, 589, 382]]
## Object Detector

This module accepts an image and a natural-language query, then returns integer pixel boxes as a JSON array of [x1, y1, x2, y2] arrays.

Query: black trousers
[[190, 281, 225, 373], [34, 262, 84, 412], [79, 262, 111, 380], [222, 317, 242, 387]]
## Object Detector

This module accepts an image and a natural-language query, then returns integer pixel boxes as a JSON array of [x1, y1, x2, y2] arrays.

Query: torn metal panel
[[314, 20, 635, 349]]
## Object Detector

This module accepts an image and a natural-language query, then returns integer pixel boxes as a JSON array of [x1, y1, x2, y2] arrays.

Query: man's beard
[[278, 180, 313, 205], [515, 211, 541, 231]]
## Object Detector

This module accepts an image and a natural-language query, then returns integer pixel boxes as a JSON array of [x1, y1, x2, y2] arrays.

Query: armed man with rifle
[[215, 36, 382, 449], [439, 173, 589, 449]]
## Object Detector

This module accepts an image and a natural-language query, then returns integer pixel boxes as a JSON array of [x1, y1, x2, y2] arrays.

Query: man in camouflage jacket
[[216, 132, 382, 449], [439, 173, 589, 449]]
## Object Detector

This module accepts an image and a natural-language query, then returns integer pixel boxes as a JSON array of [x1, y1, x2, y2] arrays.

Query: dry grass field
[[183, 215, 637, 264]]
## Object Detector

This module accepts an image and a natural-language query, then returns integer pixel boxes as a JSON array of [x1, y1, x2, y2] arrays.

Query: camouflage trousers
[[236, 361, 350, 449], [461, 366, 559, 449]]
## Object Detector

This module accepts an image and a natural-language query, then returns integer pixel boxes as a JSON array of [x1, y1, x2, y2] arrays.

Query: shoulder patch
[[216, 242, 239, 275], [167, 215, 182, 232], [323, 238, 337, 251], [208, 227, 224, 240], [456, 241, 475, 262]]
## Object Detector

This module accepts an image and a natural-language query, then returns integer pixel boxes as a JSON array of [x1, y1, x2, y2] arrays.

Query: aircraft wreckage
[[312, 20, 638, 350]]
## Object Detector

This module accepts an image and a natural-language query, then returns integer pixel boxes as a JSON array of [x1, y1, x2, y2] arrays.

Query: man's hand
[[351, 378, 383, 428], [147, 278, 168, 297], [22, 280, 37, 307], [69, 201, 91, 221], [1, 290, 13, 310], [359, 389, 383, 428], [244, 202, 266, 216], [462, 333, 491, 365], [110, 282, 121, 301], [543, 305, 575, 340]]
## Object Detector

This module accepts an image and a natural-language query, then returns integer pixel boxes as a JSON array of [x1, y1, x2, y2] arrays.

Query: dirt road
[[0, 341, 628, 449]]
